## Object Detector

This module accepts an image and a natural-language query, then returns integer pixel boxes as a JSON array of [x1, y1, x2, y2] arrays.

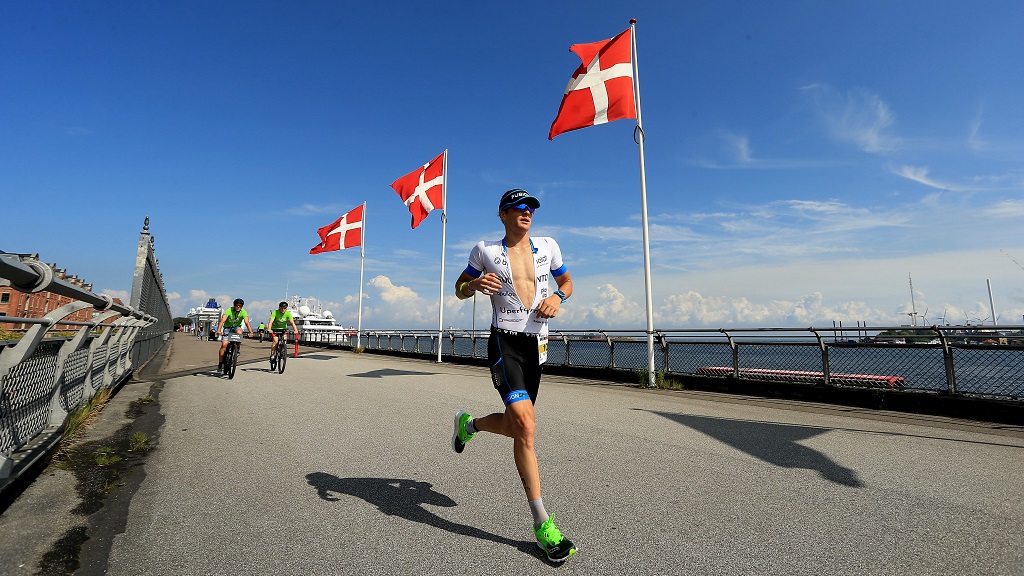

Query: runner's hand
[[474, 273, 502, 296], [536, 295, 561, 319]]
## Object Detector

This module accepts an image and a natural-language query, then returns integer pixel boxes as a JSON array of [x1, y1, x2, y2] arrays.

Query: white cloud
[[364, 275, 436, 326], [802, 84, 898, 153], [982, 200, 1024, 218], [892, 165, 955, 191], [100, 289, 130, 305], [725, 132, 753, 164], [689, 131, 844, 170], [570, 284, 646, 327], [286, 203, 356, 217], [968, 112, 984, 153], [893, 165, 1024, 193]]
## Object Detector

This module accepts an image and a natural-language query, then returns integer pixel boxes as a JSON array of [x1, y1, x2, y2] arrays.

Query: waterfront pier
[[1, 332, 1021, 575]]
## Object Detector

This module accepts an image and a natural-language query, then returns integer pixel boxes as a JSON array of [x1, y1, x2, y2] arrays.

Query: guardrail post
[[655, 330, 668, 372], [721, 330, 739, 376], [811, 328, 831, 387], [101, 317, 136, 389], [83, 311, 121, 398], [935, 326, 957, 395], [45, 302, 97, 426]]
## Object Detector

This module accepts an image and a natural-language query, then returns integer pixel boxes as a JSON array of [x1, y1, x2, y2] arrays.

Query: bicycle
[[223, 333, 243, 379], [270, 330, 288, 374]]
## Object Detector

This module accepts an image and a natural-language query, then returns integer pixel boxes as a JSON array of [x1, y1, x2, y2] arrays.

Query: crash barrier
[[300, 325, 1024, 402], [0, 219, 171, 482]]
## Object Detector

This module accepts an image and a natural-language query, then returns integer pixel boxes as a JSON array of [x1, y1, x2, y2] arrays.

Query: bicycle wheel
[[228, 344, 238, 379], [277, 342, 287, 373]]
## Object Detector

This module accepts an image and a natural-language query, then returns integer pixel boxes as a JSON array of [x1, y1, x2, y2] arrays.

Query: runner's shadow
[[644, 411, 864, 487], [305, 473, 537, 556]]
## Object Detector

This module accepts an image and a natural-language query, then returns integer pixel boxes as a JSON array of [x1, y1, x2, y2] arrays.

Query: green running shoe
[[451, 410, 475, 453], [534, 514, 578, 562]]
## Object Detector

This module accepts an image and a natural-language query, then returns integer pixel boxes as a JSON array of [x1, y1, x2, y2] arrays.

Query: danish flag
[[548, 27, 636, 140], [309, 204, 364, 254], [390, 151, 445, 229]]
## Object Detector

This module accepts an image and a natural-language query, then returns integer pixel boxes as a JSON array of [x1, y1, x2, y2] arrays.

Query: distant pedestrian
[[450, 188, 576, 562]]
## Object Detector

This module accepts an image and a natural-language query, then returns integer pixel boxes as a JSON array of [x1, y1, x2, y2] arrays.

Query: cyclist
[[257, 322, 266, 342], [267, 301, 299, 364], [218, 298, 254, 372]]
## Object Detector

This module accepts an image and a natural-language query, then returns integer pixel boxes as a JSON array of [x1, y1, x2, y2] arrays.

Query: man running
[[218, 298, 254, 371], [451, 188, 576, 562], [267, 301, 299, 366]]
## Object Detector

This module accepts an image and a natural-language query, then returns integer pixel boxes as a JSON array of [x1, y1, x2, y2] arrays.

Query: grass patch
[[636, 369, 684, 390], [126, 395, 156, 418], [94, 447, 121, 467], [353, 347, 365, 354], [60, 388, 114, 451], [128, 432, 150, 453]]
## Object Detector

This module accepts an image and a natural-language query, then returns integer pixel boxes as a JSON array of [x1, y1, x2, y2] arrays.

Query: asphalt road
[[2, 333, 1023, 575]]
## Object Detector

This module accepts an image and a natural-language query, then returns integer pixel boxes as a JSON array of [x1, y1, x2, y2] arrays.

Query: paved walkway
[[2, 333, 1024, 575]]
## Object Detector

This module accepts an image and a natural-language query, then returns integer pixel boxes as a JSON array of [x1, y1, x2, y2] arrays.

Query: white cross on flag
[[309, 204, 364, 254], [390, 151, 445, 229], [548, 27, 635, 140]]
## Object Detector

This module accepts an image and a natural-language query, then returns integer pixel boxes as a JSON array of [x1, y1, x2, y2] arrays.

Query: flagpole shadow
[[642, 410, 864, 487]]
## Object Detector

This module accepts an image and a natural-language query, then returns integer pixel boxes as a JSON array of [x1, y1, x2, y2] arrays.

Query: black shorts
[[489, 327, 542, 406]]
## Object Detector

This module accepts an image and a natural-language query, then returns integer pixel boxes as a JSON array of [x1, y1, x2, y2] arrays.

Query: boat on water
[[288, 297, 354, 340]]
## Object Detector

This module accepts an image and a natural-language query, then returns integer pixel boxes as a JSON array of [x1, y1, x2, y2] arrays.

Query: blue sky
[[3, 1, 1023, 330]]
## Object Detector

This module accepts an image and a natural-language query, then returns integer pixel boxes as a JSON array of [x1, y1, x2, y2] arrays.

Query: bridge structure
[[0, 330, 1021, 575]]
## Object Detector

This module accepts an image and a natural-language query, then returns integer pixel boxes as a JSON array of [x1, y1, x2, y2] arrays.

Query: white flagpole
[[437, 149, 448, 363], [357, 201, 365, 349], [630, 19, 657, 387]]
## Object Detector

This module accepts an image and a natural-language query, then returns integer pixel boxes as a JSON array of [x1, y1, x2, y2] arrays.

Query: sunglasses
[[508, 203, 535, 214]]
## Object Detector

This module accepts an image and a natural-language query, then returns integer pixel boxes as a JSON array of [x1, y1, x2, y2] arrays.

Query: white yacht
[[290, 297, 353, 342]]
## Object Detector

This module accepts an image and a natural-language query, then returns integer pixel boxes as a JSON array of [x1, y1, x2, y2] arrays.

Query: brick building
[[0, 253, 118, 331]]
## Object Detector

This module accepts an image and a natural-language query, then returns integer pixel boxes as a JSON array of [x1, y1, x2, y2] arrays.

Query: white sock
[[465, 418, 477, 434], [529, 498, 549, 528]]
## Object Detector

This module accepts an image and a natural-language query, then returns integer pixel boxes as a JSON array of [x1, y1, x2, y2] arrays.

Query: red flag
[[309, 204, 364, 254], [390, 151, 445, 229], [548, 27, 636, 140]]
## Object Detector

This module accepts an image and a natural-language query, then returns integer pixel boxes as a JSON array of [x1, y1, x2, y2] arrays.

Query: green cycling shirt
[[270, 309, 294, 330], [223, 308, 248, 328]]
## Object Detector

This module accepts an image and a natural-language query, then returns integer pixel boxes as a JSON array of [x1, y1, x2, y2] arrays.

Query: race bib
[[537, 333, 548, 365]]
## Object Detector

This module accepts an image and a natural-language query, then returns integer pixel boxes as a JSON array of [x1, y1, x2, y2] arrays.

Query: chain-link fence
[[301, 326, 1024, 402], [0, 219, 170, 484], [129, 217, 173, 369]]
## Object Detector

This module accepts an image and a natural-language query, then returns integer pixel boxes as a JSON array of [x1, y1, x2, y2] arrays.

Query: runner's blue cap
[[499, 188, 540, 210]]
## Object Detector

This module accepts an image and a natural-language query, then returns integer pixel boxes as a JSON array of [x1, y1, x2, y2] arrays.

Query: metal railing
[[0, 218, 171, 481], [300, 325, 1024, 401]]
